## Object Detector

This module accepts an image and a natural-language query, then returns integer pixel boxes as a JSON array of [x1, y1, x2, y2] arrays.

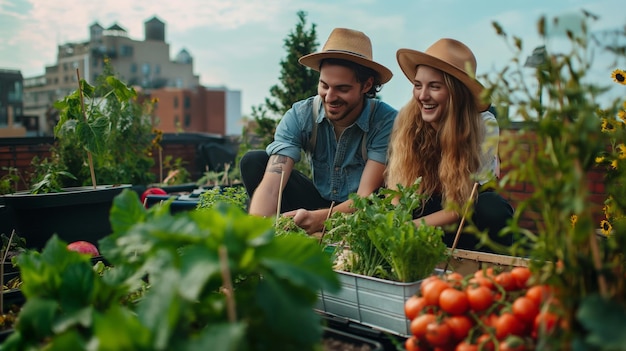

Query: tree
[[264, 10, 319, 117]]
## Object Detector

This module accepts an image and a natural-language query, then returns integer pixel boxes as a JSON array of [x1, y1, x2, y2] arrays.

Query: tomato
[[425, 320, 453, 347], [494, 272, 517, 291], [405, 336, 425, 351], [455, 341, 479, 351], [480, 313, 499, 328], [495, 313, 526, 339], [405, 295, 429, 320], [510, 267, 532, 289], [423, 279, 451, 306], [466, 285, 494, 312], [525, 285, 553, 306], [439, 288, 469, 315], [420, 275, 442, 294], [446, 272, 464, 288], [411, 313, 437, 340], [512, 296, 539, 325], [533, 311, 559, 337], [476, 334, 495, 351], [445, 315, 474, 341]]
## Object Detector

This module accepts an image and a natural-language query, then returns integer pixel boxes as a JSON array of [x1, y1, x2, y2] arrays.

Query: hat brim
[[396, 48, 490, 112], [299, 51, 393, 84]]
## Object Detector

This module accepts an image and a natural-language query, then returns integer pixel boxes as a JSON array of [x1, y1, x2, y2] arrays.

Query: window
[[142, 63, 150, 76], [174, 96, 179, 108], [120, 45, 133, 57], [155, 64, 161, 74], [184, 114, 191, 127], [184, 96, 190, 108], [130, 63, 137, 73]]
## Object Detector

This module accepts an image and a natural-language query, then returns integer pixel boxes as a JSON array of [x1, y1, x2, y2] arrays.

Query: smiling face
[[412, 65, 450, 128], [318, 62, 372, 128]]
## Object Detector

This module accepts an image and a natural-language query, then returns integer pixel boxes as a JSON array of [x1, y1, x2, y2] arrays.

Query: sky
[[0, 0, 624, 118]]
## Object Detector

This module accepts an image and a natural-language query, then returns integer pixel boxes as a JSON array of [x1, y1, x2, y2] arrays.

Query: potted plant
[[0, 62, 156, 250], [315, 179, 449, 337]]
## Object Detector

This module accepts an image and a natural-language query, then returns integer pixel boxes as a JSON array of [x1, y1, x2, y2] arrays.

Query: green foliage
[[324, 179, 448, 282], [264, 10, 319, 117], [0, 167, 23, 195], [5, 190, 340, 350], [196, 185, 249, 212], [35, 61, 156, 189], [484, 10, 626, 349]]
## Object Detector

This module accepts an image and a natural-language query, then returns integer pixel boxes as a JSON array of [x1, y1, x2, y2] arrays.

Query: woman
[[387, 38, 513, 251]]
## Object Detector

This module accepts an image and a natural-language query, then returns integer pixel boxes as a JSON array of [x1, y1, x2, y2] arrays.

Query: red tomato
[[445, 315, 474, 341], [480, 313, 499, 328], [494, 272, 517, 291], [411, 313, 436, 340], [533, 311, 559, 337], [510, 267, 532, 289], [422, 279, 451, 306], [405, 336, 425, 351], [405, 295, 429, 320], [425, 320, 453, 347], [439, 288, 469, 315], [455, 341, 479, 351], [512, 296, 539, 325], [466, 285, 494, 312], [495, 313, 526, 339], [476, 334, 495, 351], [525, 285, 553, 306], [446, 272, 464, 288]]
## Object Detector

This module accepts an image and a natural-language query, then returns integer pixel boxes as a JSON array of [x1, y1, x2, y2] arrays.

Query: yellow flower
[[600, 219, 613, 236], [595, 156, 605, 164], [602, 118, 616, 132], [612, 69, 626, 85], [611, 159, 618, 169], [619, 144, 626, 159], [618, 110, 626, 124], [570, 214, 578, 227]]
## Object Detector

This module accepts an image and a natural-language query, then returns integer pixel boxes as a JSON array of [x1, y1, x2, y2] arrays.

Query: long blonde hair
[[386, 70, 483, 210]]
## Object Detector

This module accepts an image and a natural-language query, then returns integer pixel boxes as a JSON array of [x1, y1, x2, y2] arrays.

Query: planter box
[[315, 270, 440, 337], [1, 185, 131, 250]]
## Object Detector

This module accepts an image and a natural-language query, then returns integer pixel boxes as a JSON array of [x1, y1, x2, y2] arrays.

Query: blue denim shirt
[[266, 96, 397, 202]]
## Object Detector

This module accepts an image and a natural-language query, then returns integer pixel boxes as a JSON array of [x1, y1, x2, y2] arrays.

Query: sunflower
[[612, 69, 626, 85], [570, 214, 578, 227], [618, 110, 626, 124], [619, 144, 626, 159], [600, 219, 613, 236], [602, 118, 616, 132]]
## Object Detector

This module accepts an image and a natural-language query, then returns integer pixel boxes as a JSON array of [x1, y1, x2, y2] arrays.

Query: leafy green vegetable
[[196, 185, 249, 212], [6, 189, 341, 350], [324, 179, 448, 282]]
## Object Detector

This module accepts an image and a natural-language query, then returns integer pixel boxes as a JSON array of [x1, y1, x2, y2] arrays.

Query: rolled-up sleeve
[[367, 104, 397, 164], [266, 103, 307, 163]]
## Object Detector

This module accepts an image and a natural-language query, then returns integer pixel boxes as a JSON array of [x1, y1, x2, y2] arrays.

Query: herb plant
[[324, 179, 448, 282], [196, 185, 249, 212]]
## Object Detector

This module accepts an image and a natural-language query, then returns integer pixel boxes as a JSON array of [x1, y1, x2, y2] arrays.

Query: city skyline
[[1, 0, 624, 117]]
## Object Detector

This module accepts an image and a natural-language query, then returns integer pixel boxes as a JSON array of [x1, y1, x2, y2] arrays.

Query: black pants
[[413, 192, 514, 252], [239, 150, 332, 212]]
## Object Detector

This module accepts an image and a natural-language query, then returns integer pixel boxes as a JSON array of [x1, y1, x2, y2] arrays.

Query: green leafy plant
[[0, 167, 24, 195], [4, 189, 340, 350], [483, 11, 626, 349], [31, 61, 156, 191], [324, 179, 449, 282], [196, 185, 248, 212]]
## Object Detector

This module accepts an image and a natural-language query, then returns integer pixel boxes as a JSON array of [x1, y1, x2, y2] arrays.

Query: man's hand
[[282, 208, 329, 234]]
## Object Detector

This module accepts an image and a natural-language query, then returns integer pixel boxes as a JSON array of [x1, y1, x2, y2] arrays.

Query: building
[[150, 86, 241, 135], [20, 16, 241, 137], [0, 69, 27, 137]]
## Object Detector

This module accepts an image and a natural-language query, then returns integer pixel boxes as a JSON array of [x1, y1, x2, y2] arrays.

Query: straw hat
[[299, 28, 393, 84], [396, 38, 490, 111]]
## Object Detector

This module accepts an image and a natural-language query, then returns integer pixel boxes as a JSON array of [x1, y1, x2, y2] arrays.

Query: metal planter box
[[315, 270, 430, 337]]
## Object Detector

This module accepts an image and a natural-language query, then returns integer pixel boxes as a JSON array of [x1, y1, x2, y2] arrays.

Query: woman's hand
[[282, 208, 328, 234]]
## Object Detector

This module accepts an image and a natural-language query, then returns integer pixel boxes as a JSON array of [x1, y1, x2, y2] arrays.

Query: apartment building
[[19, 16, 240, 137]]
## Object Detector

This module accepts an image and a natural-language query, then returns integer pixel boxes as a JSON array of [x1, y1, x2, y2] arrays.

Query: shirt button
[[332, 189, 337, 194], [334, 167, 339, 171]]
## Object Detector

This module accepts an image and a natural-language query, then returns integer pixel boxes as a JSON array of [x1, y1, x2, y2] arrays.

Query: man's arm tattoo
[[267, 155, 288, 174]]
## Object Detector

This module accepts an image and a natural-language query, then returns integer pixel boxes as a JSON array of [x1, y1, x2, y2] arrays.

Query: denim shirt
[[266, 96, 397, 202]]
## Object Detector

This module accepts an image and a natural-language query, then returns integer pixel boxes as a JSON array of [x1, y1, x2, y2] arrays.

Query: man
[[240, 28, 397, 234]]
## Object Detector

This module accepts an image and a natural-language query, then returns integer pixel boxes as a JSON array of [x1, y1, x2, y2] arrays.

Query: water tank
[[145, 16, 165, 42]]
